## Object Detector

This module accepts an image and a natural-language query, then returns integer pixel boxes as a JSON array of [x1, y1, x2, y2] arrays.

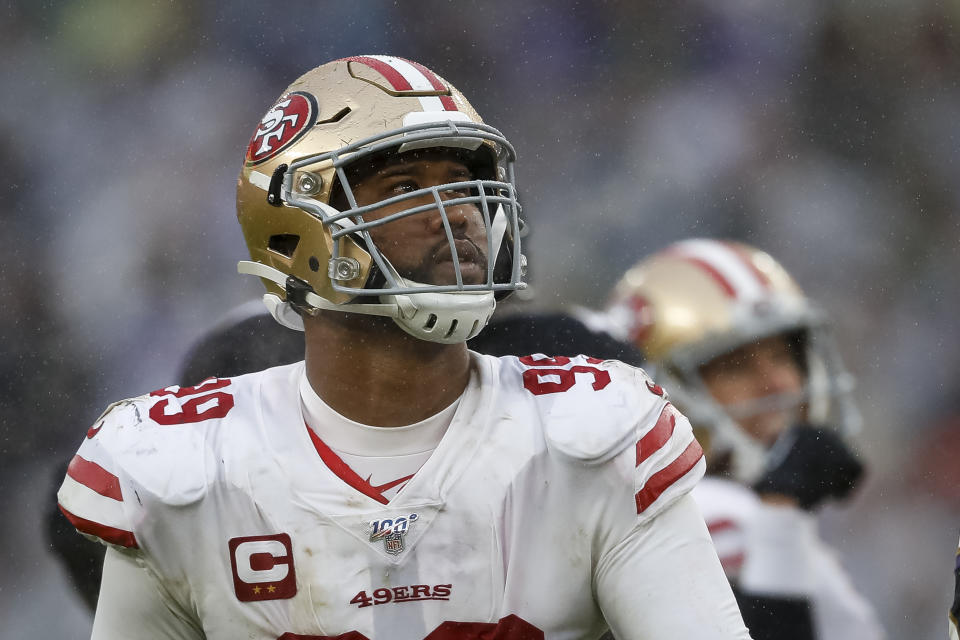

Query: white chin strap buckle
[[262, 293, 305, 331]]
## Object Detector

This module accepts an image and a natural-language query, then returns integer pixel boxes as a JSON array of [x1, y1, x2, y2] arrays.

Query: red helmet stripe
[[404, 59, 458, 111], [667, 239, 777, 300], [345, 55, 414, 91], [346, 55, 458, 112], [722, 241, 771, 288], [676, 255, 738, 298], [405, 58, 445, 91]]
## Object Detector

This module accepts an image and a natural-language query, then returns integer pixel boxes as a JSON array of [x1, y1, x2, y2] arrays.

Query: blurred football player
[[604, 238, 884, 640], [56, 57, 750, 638]]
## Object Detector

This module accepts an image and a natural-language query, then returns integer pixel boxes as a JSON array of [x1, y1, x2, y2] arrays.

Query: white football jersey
[[59, 353, 747, 639], [693, 476, 885, 640]]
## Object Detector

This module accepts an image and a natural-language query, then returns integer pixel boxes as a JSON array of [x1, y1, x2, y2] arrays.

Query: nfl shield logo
[[384, 531, 405, 555], [368, 513, 419, 555]]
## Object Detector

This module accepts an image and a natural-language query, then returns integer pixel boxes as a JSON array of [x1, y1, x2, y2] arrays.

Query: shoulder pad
[[57, 395, 153, 548], [70, 379, 233, 508], [513, 355, 668, 464]]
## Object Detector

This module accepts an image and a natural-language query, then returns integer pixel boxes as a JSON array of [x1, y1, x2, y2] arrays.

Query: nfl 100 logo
[[368, 513, 419, 555]]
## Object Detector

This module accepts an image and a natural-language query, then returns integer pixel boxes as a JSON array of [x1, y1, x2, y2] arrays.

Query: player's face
[[699, 333, 805, 446], [347, 150, 488, 287]]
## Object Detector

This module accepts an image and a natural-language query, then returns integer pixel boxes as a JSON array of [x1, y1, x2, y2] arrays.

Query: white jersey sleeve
[[57, 379, 221, 549], [596, 495, 752, 639], [92, 547, 203, 640], [693, 477, 884, 640], [56, 378, 234, 634], [57, 398, 149, 550], [528, 356, 707, 523], [518, 355, 748, 638]]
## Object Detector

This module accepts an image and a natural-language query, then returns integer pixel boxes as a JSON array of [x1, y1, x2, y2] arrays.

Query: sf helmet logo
[[245, 91, 318, 165], [228, 533, 297, 602]]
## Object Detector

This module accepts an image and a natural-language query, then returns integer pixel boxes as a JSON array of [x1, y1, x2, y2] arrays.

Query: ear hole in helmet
[[268, 234, 301, 258], [318, 106, 351, 125], [424, 314, 438, 330]]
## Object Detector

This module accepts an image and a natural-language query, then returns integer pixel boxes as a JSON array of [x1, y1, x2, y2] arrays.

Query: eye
[[387, 179, 419, 196]]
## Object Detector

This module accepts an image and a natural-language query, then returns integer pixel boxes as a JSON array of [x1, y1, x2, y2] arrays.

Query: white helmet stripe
[[364, 55, 457, 112], [671, 239, 769, 301]]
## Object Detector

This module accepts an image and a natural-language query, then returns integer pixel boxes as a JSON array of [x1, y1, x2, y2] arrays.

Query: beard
[[398, 237, 489, 286]]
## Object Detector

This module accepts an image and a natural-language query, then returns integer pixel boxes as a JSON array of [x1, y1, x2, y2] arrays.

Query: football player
[[57, 57, 751, 639], [603, 238, 885, 640]]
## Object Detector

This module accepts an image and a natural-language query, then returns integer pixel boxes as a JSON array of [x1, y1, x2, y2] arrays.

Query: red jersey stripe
[[344, 56, 413, 92], [370, 474, 415, 493], [59, 505, 138, 548], [67, 455, 123, 501], [304, 422, 390, 505], [635, 439, 705, 513], [636, 404, 677, 466]]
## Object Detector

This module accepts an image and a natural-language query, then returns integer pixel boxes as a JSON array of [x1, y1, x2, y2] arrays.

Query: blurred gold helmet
[[605, 238, 859, 481], [236, 55, 526, 343]]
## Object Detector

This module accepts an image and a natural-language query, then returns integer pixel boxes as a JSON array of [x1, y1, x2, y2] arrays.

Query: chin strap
[[237, 260, 494, 343], [238, 261, 403, 331]]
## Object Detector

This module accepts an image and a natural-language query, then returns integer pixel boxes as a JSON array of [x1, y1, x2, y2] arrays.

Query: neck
[[302, 311, 471, 427]]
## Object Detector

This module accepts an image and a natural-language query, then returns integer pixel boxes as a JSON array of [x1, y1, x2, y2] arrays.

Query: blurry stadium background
[[2, 2, 958, 638]]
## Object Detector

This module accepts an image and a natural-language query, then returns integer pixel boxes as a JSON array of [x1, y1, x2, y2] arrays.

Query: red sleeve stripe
[[59, 504, 138, 548], [719, 552, 746, 574], [635, 439, 705, 514], [636, 404, 676, 466], [707, 518, 738, 535], [67, 455, 123, 501]]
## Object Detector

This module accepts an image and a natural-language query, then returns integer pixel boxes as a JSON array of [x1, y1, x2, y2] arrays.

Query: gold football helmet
[[605, 238, 859, 482], [236, 55, 526, 343]]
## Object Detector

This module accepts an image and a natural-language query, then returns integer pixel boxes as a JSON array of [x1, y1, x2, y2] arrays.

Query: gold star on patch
[[267, 585, 276, 593], [252, 586, 261, 594]]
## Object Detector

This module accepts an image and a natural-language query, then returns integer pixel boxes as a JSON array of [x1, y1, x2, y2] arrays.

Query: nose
[[755, 353, 802, 394], [427, 188, 480, 234]]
